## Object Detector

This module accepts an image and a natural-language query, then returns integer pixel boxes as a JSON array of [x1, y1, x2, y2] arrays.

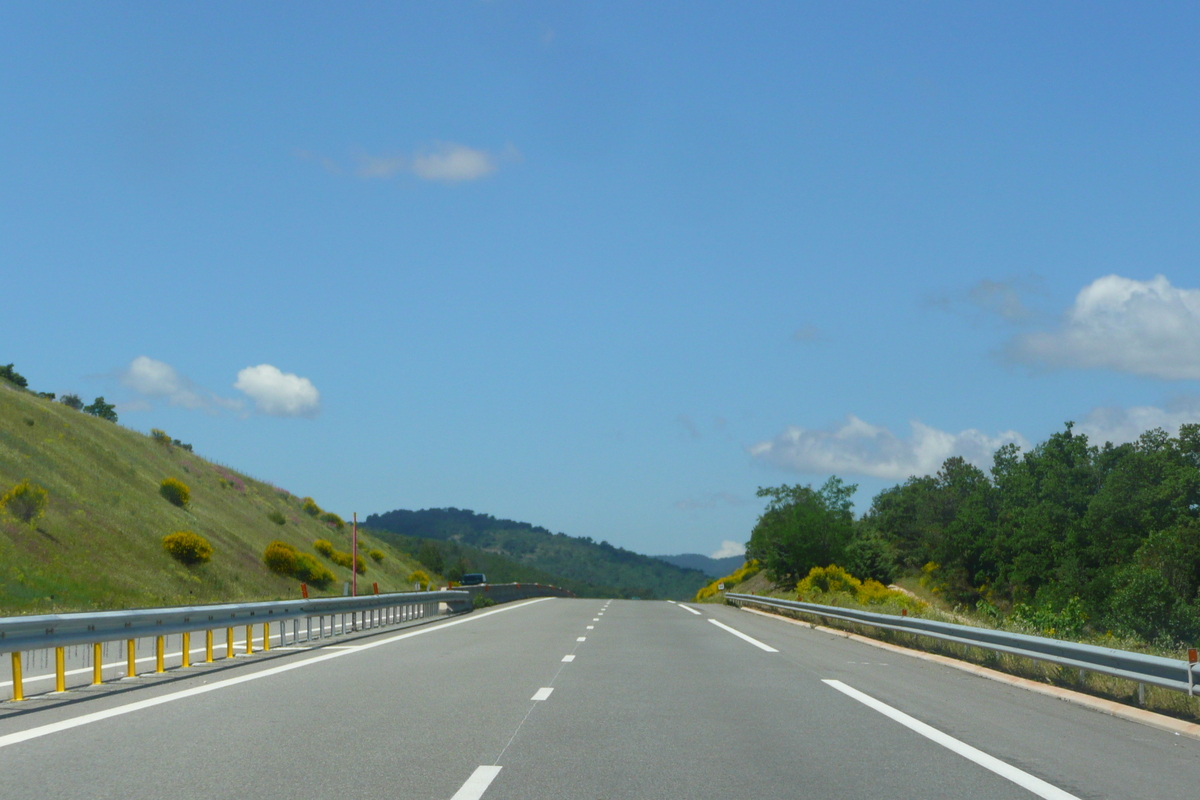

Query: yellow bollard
[[10, 652, 23, 701], [127, 639, 136, 678], [93, 643, 102, 685], [206, 630, 213, 663], [55, 646, 66, 692], [155, 636, 165, 673], [181, 632, 190, 668], [226, 627, 234, 659], [262, 622, 270, 652], [245, 624, 253, 655]]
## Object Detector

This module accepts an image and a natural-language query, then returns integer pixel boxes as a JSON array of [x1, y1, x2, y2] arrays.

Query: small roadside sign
[[718, 582, 725, 590]]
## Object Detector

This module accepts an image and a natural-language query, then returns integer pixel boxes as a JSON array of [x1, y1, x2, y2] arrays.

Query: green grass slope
[[0, 384, 428, 614], [364, 507, 710, 600]]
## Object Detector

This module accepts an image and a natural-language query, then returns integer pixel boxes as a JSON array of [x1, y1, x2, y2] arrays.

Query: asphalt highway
[[1, 597, 1198, 799]]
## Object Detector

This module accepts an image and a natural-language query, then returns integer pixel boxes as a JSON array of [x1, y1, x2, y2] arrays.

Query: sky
[[3, 2, 1199, 561]]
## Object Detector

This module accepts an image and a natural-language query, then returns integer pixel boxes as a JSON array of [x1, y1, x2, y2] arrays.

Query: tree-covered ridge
[[749, 422, 1200, 644], [364, 507, 710, 600]]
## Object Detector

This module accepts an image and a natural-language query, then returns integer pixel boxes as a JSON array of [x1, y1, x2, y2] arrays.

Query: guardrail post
[[10, 652, 22, 700], [127, 639, 136, 678], [245, 624, 253, 655], [226, 627, 234, 659], [155, 636, 165, 673], [206, 630, 213, 663], [93, 643, 102, 685], [262, 622, 270, 651], [55, 646, 66, 692], [181, 632, 190, 668]]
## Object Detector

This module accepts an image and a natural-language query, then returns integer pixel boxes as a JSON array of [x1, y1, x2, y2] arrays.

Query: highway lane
[[0, 597, 1197, 798]]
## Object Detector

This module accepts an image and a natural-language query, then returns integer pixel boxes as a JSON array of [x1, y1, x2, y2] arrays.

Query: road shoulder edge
[[737, 604, 1200, 742]]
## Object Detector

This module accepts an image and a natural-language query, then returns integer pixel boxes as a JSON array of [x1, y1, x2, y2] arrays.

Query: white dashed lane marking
[[707, 619, 778, 652], [823, 680, 1080, 800], [450, 766, 503, 800]]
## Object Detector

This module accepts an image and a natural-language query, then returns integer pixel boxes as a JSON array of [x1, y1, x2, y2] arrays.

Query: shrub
[[797, 564, 861, 597], [313, 539, 335, 557], [473, 595, 496, 609], [319, 511, 345, 529], [267, 509, 287, 525], [263, 540, 299, 576], [794, 564, 926, 611], [150, 429, 171, 446], [36, 392, 55, 400], [0, 364, 28, 389], [59, 393, 83, 410], [695, 560, 761, 602], [293, 553, 335, 589], [83, 396, 118, 422], [159, 477, 190, 508], [368, 549, 385, 563], [354, 554, 366, 575], [330, 550, 353, 569], [409, 569, 432, 590], [0, 480, 49, 526], [162, 531, 213, 565], [301, 497, 321, 517]]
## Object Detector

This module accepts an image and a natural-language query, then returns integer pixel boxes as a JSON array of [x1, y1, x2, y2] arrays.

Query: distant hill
[[0, 381, 428, 614], [656, 553, 745, 578], [364, 507, 710, 600], [364, 528, 610, 597]]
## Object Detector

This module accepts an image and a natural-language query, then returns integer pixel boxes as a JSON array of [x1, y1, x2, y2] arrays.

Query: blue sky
[[4, 3, 1199, 559]]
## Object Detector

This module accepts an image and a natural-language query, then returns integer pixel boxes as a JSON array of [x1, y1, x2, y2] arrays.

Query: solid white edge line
[[561, 655, 575, 662], [678, 604, 702, 615], [0, 598, 553, 751], [822, 680, 1081, 800], [450, 765, 503, 800], [531, 687, 553, 701], [706, 619, 778, 652]]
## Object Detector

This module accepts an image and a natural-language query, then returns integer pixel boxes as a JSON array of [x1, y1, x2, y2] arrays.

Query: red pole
[[352, 512, 358, 597]]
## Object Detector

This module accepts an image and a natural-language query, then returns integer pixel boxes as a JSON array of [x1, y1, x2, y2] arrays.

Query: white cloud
[[121, 356, 210, 410], [1075, 397, 1200, 445], [354, 153, 407, 179], [234, 365, 320, 417], [1010, 275, 1200, 379], [710, 540, 745, 559], [968, 279, 1033, 321], [748, 415, 1028, 480], [412, 143, 497, 182]]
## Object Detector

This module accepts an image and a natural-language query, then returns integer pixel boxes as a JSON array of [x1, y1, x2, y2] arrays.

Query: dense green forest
[[748, 422, 1200, 645], [365, 508, 710, 600], [365, 527, 613, 597]]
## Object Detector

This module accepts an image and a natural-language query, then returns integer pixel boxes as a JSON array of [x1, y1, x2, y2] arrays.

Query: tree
[[83, 396, 118, 422], [418, 540, 444, 574], [746, 477, 858, 586], [59, 393, 84, 410], [0, 364, 28, 388]]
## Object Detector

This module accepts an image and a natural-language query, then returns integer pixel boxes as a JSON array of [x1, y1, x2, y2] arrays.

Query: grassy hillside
[[0, 383, 430, 614], [365, 507, 710, 600]]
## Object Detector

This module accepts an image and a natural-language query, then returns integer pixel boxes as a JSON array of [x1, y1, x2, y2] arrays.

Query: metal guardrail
[[0, 590, 470, 653], [726, 593, 1200, 695], [1, 581, 575, 702], [1, 589, 470, 701], [463, 582, 576, 604]]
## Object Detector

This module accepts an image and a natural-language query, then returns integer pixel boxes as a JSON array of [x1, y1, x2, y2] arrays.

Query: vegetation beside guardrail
[[729, 592, 1200, 723]]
